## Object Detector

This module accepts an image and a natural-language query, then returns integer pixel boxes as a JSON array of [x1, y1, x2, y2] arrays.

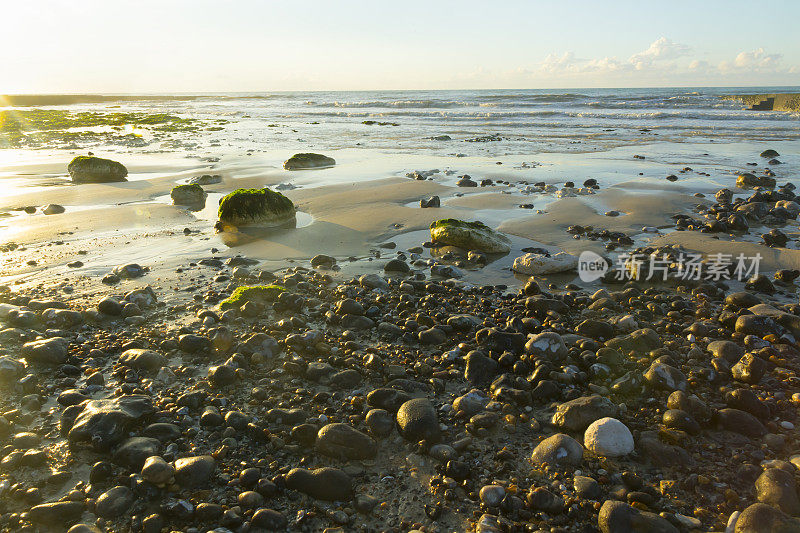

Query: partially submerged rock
[[67, 156, 128, 183], [429, 219, 511, 253], [512, 251, 578, 275], [283, 153, 336, 170], [737, 172, 776, 189], [217, 188, 296, 227], [171, 184, 206, 206]]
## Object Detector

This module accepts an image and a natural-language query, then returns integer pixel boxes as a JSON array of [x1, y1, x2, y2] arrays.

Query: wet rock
[[716, 408, 767, 437], [598, 500, 678, 533], [530, 433, 583, 466], [97, 297, 122, 315], [525, 332, 568, 360], [283, 153, 335, 170], [574, 475, 601, 500], [315, 423, 377, 460], [476, 327, 526, 354], [584, 417, 634, 457], [396, 398, 440, 442], [707, 340, 744, 363], [479, 485, 506, 507], [384, 259, 410, 273], [512, 252, 578, 275], [420, 196, 440, 208], [174, 455, 215, 488], [68, 156, 128, 183], [178, 334, 211, 353], [68, 395, 154, 449], [429, 219, 511, 253], [755, 468, 800, 515], [21, 337, 68, 364], [119, 349, 166, 371], [607, 326, 658, 353], [365, 409, 394, 438], [285, 467, 353, 501], [643, 362, 687, 391], [734, 503, 800, 532], [113, 437, 162, 469], [28, 501, 84, 526], [251, 508, 288, 529], [551, 395, 617, 431], [732, 353, 767, 384], [141, 456, 174, 485], [464, 350, 498, 385], [95, 485, 135, 518]]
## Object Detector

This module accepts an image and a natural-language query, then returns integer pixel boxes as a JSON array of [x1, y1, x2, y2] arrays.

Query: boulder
[[171, 184, 206, 206], [67, 156, 127, 183], [512, 252, 578, 275], [283, 153, 335, 170], [429, 219, 511, 253], [42, 204, 65, 215], [584, 417, 634, 457], [217, 188, 296, 227]]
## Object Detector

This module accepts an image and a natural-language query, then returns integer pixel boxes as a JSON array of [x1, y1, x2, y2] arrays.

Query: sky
[[1, 0, 798, 93]]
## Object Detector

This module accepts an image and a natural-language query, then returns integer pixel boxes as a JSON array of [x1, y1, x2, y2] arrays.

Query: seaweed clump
[[429, 219, 490, 231], [219, 285, 286, 310], [217, 188, 295, 226]]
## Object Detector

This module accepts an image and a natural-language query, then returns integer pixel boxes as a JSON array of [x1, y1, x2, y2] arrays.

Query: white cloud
[[630, 37, 691, 69], [718, 47, 784, 72]]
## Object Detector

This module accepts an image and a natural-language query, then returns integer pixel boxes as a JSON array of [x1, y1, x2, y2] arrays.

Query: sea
[[3, 87, 799, 156]]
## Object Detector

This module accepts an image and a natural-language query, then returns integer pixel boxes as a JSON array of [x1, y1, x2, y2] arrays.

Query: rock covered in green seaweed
[[217, 188, 296, 227], [283, 153, 336, 170], [67, 156, 128, 183], [171, 184, 206, 206], [219, 285, 286, 310], [429, 219, 511, 253]]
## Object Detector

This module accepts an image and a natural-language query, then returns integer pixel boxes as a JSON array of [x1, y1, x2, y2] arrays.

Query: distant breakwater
[[722, 93, 800, 112]]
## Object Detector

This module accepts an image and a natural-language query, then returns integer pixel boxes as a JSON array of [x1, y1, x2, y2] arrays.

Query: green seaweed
[[429, 219, 489, 230], [218, 188, 294, 221], [219, 285, 286, 310], [172, 183, 204, 194], [0, 109, 202, 146]]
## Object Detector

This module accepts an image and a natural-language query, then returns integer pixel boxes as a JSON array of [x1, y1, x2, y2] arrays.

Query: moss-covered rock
[[171, 184, 206, 206], [737, 173, 776, 189], [217, 188, 295, 227], [283, 153, 336, 170], [219, 285, 286, 310], [429, 219, 511, 253], [760, 149, 780, 158], [67, 156, 128, 183]]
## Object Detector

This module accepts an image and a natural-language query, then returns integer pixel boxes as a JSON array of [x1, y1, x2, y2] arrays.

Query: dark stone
[[396, 398, 440, 442], [285, 467, 353, 501]]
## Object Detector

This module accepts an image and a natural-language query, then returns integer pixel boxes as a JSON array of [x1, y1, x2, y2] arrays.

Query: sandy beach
[[1, 87, 800, 533]]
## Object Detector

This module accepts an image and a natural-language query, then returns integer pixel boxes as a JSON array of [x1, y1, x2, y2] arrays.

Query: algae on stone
[[283, 153, 336, 170], [217, 188, 296, 227], [429, 219, 511, 253], [171, 183, 206, 206], [219, 285, 286, 310], [67, 156, 128, 183]]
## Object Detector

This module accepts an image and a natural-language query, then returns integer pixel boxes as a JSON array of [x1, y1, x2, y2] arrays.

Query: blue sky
[[1, 0, 798, 92]]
